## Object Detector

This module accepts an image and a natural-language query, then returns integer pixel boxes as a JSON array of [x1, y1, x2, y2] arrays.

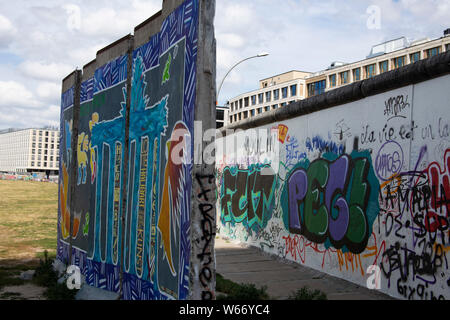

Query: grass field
[[0, 180, 58, 263]]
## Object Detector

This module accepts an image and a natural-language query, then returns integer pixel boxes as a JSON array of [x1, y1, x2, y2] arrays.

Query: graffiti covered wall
[[58, 0, 216, 300], [217, 72, 450, 300]]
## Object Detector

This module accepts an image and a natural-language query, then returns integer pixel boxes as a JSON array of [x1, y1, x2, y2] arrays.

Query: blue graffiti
[[306, 136, 345, 155]]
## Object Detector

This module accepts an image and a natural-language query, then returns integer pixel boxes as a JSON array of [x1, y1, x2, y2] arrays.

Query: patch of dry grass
[[0, 180, 58, 262]]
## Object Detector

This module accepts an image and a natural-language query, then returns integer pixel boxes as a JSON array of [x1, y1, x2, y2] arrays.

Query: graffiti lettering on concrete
[[195, 173, 215, 300], [220, 165, 277, 232], [282, 151, 380, 254]]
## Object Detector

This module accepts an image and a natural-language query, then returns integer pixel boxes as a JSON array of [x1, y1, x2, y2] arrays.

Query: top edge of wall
[[61, 0, 191, 84], [133, 10, 163, 50], [62, 70, 80, 93], [220, 51, 450, 135], [95, 34, 133, 68], [82, 59, 96, 81]]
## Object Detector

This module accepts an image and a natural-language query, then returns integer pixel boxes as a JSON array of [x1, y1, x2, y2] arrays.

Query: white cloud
[[0, 81, 40, 109], [0, 14, 16, 48], [19, 61, 74, 82], [36, 82, 61, 101]]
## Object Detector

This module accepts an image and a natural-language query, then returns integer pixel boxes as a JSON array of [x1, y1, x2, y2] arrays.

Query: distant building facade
[[306, 34, 450, 98], [216, 105, 229, 128], [226, 31, 450, 125], [227, 70, 312, 125], [0, 128, 60, 174]]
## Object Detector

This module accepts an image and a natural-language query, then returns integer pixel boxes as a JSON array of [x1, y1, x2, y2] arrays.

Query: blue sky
[[0, 0, 449, 129]]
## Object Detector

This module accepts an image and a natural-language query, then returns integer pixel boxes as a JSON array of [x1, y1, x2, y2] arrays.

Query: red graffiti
[[424, 149, 450, 232], [282, 234, 335, 268]]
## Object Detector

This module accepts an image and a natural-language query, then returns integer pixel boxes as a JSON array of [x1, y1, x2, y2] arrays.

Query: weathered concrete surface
[[215, 237, 396, 300], [75, 284, 120, 300]]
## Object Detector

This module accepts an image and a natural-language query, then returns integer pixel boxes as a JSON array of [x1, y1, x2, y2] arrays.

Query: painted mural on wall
[[217, 75, 450, 300], [57, 0, 199, 300]]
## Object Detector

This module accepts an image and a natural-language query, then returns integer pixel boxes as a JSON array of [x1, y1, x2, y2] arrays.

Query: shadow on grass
[[0, 251, 77, 300]]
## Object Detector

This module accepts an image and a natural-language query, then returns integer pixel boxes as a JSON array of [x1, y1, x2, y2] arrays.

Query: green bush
[[216, 273, 269, 300], [288, 286, 327, 300]]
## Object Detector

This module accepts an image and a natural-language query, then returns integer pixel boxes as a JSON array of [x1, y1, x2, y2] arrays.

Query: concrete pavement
[[215, 237, 396, 300]]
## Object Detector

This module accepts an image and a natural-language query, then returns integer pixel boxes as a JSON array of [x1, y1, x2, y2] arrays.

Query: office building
[[216, 105, 229, 128], [226, 30, 450, 125], [0, 128, 60, 174], [306, 32, 450, 98], [227, 70, 312, 125]]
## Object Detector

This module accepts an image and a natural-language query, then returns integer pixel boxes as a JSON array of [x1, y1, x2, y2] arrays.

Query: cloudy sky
[[0, 0, 449, 130]]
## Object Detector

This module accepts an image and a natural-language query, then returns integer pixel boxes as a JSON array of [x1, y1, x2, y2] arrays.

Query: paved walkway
[[215, 237, 396, 300]]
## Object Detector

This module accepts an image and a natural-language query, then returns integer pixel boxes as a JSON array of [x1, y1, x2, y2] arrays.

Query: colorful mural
[[58, 0, 199, 300]]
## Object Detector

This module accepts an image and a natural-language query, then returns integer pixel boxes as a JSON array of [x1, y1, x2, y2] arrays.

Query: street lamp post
[[216, 52, 269, 106]]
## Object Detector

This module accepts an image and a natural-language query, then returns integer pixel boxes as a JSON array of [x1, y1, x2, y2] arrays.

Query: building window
[[38, 162, 41, 167], [243, 111, 248, 119], [426, 46, 441, 58], [273, 89, 279, 100], [272, 104, 278, 110], [244, 97, 249, 107], [39, 131, 42, 136], [251, 95, 257, 105], [31, 162, 34, 167], [281, 102, 287, 107], [265, 91, 271, 102], [339, 71, 349, 85], [394, 56, 405, 69], [290, 84, 297, 97], [258, 107, 262, 114], [365, 64, 375, 79], [353, 68, 361, 81], [307, 80, 326, 97], [217, 110, 224, 121], [251, 109, 255, 117], [230, 102, 234, 112], [238, 113, 242, 120], [258, 93, 264, 104], [239, 99, 243, 109], [446, 44, 450, 51], [264, 106, 270, 112], [379, 61, 388, 73], [282, 87, 288, 99], [234, 114, 237, 122], [329, 74, 337, 87], [410, 52, 420, 63]]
